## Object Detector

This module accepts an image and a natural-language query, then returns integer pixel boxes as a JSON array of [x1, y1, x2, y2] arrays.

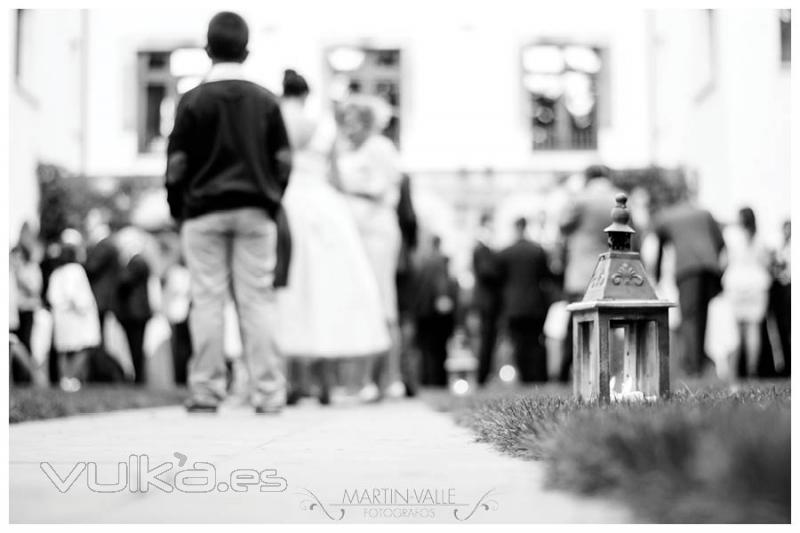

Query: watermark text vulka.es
[[40, 453, 287, 494]]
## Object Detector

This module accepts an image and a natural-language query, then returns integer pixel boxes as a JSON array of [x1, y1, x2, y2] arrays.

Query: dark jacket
[[114, 255, 152, 323], [497, 238, 554, 319], [85, 237, 121, 312], [166, 78, 292, 222], [412, 251, 458, 319], [472, 241, 502, 314], [654, 201, 725, 283]]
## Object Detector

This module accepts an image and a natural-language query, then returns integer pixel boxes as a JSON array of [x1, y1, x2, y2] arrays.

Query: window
[[780, 9, 791, 65], [326, 47, 403, 146], [522, 43, 602, 151], [136, 48, 207, 153], [137, 51, 177, 153]]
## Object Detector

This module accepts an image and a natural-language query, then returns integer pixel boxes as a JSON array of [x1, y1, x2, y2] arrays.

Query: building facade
[[9, 6, 791, 258], [650, 9, 791, 243]]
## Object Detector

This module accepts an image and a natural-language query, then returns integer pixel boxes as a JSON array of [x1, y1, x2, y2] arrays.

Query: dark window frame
[[522, 41, 604, 152], [136, 50, 178, 154]]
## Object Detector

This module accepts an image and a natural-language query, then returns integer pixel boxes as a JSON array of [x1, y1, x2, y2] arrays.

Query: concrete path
[[10, 399, 630, 523]]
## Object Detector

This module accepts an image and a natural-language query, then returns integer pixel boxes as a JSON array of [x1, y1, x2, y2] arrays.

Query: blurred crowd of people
[[9, 216, 191, 391], [467, 164, 792, 387]]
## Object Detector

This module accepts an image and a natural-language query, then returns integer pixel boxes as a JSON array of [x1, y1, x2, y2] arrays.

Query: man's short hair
[[514, 217, 528, 231], [585, 164, 611, 182], [207, 12, 249, 62]]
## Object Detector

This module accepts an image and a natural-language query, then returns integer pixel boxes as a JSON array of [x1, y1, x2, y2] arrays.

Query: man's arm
[[266, 103, 292, 198], [85, 241, 115, 279], [559, 199, 582, 236], [166, 96, 194, 222], [708, 212, 726, 255]]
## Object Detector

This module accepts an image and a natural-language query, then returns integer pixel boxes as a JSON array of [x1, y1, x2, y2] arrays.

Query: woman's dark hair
[[739, 207, 757, 239], [585, 164, 611, 182], [282, 69, 309, 98], [60, 244, 79, 264], [206, 12, 249, 62]]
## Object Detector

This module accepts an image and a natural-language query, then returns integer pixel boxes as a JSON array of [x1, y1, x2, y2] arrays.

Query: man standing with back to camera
[[165, 12, 292, 413]]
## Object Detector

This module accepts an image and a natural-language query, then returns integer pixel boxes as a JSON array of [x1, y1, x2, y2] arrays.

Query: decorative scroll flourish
[[453, 489, 499, 521], [611, 263, 644, 286], [297, 489, 345, 521]]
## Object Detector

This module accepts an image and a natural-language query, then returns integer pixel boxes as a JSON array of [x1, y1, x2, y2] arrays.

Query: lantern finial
[[604, 193, 635, 251]]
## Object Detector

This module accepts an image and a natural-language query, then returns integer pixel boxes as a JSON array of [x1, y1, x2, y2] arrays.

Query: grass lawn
[[424, 378, 790, 523], [10, 385, 187, 424]]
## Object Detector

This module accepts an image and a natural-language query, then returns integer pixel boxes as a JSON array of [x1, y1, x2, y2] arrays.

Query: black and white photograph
[[3, 1, 794, 525]]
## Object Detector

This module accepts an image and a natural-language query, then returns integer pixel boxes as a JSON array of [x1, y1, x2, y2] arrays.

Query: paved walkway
[[10, 399, 630, 523]]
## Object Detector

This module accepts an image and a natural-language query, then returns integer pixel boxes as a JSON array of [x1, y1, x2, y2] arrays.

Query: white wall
[[14, 7, 789, 250], [652, 9, 790, 243], [9, 90, 39, 241], [9, 10, 84, 240], [80, 5, 654, 178]]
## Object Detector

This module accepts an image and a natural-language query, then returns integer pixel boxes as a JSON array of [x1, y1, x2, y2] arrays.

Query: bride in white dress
[[275, 71, 391, 404]]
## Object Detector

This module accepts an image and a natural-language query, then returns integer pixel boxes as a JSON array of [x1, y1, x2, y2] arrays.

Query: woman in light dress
[[335, 95, 404, 400], [275, 71, 391, 404], [46, 231, 101, 391], [722, 207, 772, 378]]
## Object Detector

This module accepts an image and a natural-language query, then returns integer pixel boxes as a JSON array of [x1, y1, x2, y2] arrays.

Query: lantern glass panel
[[608, 319, 661, 400]]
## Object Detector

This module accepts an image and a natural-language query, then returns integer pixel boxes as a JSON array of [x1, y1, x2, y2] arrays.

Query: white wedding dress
[[274, 100, 391, 358]]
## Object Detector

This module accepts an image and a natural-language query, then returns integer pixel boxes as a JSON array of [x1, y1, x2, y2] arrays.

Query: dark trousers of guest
[[507, 315, 548, 383], [171, 321, 191, 385], [120, 319, 148, 384], [14, 310, 35, 354], [676, 270, 720, 376], [96, 308, 114, 347], [477, 310, 499, 385], [48, 340, 60, 385], [559, 292, 584, 383], [399, 317, 420, 396], [771, 281, 791, 377], [416, 315, 451, 387], [11, 310, 35, 384]]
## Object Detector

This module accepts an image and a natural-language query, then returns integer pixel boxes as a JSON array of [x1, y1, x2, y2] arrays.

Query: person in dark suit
[[114, 253, 152, 384], [653, 191, 725, 376], [472, 212, 502, 386], [395, 173, 420, 395], [413, 236, 458, 387], [85, 224, 122, 340], [497, 218, 554, 383], [40, 242, 64, 385]]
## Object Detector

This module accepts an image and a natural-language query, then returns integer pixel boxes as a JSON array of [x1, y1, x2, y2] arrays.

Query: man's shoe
[[286, 389, 302, 406], [318, 386, 331, 406], [185, 400, 218, 413], [254, 404, 283, 415]]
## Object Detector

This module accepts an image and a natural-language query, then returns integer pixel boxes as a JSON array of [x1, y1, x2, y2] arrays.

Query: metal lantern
[[566, 193, 675, 403], [445, 331, 478, 395]]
